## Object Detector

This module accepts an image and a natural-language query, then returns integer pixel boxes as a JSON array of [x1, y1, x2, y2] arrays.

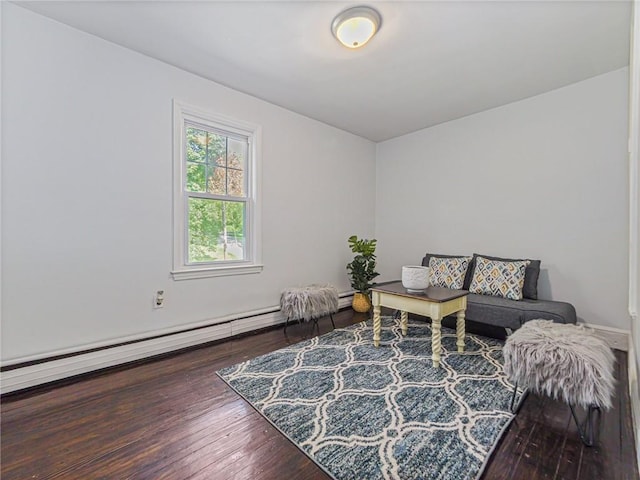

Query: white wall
[[631, 0, 640, 372], [1, 3, 633, 363], [376, 68, 630, 330], [1, 4, 376, 361], [628, 0, 640, 469]]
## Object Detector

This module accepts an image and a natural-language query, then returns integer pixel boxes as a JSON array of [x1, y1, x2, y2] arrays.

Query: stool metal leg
[[284, 316, 304, 335], [288, 312, 338, 337], [569, 404, 599, 447], [308, 318, 318, 336], [307, 315, 336, 336], [509, 383, 529, 414]]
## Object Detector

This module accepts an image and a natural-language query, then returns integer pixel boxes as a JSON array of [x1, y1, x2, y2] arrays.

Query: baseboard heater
[[0, 294, 355, 395]]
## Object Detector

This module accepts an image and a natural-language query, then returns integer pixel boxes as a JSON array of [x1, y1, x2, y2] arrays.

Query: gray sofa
[[422, 253, 577, 330]]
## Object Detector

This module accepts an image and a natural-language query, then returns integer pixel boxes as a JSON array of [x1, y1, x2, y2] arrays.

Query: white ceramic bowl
[[402, 265, 429, 292]]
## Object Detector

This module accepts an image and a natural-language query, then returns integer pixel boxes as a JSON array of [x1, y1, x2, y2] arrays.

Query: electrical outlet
[[154, 290, 164, 309]]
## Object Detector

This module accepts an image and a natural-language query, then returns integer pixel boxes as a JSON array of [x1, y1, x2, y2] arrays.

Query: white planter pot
[[401, 265, 429, 293]]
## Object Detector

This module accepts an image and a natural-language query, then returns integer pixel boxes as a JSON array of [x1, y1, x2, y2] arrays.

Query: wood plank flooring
[[1, 310, 638, 480]]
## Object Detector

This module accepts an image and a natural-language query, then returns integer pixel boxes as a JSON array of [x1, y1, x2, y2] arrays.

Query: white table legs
[[373, 305, 382, 347], [431, 315, 442, 368], [456, 310, 466, 353], [400, 311, 408, 335]]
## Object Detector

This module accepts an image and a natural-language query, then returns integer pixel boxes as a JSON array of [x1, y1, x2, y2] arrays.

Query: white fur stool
[[280, 284, 339, 334], [503, 319, 615, 446]]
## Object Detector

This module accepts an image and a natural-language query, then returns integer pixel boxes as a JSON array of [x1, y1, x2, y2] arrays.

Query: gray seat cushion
[[458, 293, 577, 330]]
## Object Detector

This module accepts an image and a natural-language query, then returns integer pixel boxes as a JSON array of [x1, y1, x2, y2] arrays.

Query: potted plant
[[346, 235, 380, 312]]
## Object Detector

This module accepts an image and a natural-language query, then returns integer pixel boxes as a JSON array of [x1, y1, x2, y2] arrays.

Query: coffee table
[[370, 282, 468, 368]]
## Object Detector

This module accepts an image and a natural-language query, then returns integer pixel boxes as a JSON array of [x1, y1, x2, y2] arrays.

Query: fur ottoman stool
[[503, 319, 615, 446], [280, 284, 339, 335]]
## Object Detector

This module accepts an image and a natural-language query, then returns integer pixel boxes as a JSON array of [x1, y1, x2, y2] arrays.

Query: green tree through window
[[185, 124, 247, 263]]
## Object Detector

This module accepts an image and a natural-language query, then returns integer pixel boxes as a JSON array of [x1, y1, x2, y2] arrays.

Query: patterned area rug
[[217, 317, 523, 480]]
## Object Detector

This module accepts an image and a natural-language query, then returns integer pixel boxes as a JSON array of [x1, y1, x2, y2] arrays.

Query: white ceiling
[[16, 1, 632, 142]]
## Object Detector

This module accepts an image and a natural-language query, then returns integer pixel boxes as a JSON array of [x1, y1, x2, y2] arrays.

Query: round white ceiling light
[[331, 6, 382, 49]]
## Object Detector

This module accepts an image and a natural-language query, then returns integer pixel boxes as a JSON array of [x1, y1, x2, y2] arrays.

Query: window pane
[[207, 133, 227, 166], [207, 166, 227, 195], [188, 198, 245, 263], [188, 198, 223, 263], [186, 127, 208, 163], [227, 168, 244, 196], [227, 138, 246, 196], [227, 138, 246, 170], [219, 201, 246, 261], [186, 162, 206, 192]]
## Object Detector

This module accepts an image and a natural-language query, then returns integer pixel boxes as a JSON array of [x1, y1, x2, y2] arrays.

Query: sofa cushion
[[469, 256, 530, 300], [460, 293, 577, 330], [422, 253, 474, 289], [472, 253, 541, 300], [427, 256, 471, 289]]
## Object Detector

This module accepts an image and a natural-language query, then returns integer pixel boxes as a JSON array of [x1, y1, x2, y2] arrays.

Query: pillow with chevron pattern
[[428, 256, 472, 289], [469, 256, 530, 300]]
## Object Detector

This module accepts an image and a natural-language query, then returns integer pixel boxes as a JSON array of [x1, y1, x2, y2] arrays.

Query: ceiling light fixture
[[331, 6, 381, 49]]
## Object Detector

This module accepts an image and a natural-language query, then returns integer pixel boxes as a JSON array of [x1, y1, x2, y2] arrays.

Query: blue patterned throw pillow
[[469, 256, 530, 300], [428, 256, 471, 289]]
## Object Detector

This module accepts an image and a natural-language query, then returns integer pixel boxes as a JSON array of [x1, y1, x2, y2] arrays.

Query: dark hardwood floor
[[1, 310, 638, 480]]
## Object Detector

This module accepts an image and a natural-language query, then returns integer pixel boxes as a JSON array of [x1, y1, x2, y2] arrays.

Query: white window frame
[[171, 100, 262, 280]]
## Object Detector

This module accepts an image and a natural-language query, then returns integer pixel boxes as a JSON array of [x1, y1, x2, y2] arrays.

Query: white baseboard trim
[[629, 321, 640, 475], [579, 322, 630, 351], [0, 294, 355, 395]]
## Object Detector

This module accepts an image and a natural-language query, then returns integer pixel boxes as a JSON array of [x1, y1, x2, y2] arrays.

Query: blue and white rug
[[217, 317, 523, 480]]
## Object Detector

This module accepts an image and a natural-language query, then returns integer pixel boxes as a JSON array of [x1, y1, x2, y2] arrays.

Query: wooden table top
[[371, 281, 468, 303]]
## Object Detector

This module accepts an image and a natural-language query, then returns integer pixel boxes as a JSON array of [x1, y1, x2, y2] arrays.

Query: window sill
[[171, 264, 263, 281]]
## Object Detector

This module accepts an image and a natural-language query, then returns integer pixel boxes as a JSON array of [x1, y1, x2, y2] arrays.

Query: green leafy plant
[[346, 235, 380, 294]]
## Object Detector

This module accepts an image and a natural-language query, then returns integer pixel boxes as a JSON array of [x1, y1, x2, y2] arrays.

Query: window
[[172, 101, 262, 280]]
